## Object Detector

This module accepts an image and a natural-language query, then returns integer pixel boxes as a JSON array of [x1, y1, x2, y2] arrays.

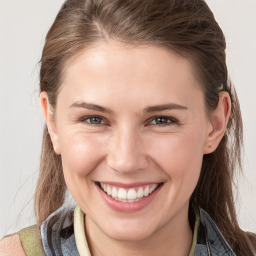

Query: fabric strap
[[74, 205, 91, 256], [19, 225, 45, 256], [189, 206, 200, 256]]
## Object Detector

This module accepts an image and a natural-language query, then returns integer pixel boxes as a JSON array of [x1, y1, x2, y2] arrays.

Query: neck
[[85, 207, 193, 256]]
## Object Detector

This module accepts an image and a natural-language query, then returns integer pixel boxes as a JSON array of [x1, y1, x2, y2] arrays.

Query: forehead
[[58, 41, 203, 109], [63, 41, 198, 83]]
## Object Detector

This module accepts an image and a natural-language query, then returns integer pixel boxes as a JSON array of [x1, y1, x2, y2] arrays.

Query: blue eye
[[82, 116, 104, 125], [151, 116, 177, 126]]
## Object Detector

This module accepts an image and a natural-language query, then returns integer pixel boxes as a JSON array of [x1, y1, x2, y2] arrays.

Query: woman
[[1, 0, 255, 255]]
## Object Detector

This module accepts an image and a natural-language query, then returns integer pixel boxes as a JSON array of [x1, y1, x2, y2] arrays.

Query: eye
[[80, 116, 105, 125], [150, 116, 178, 126]]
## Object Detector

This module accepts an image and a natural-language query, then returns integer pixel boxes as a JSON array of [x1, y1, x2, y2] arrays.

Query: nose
[[106, 127, 149, 174]]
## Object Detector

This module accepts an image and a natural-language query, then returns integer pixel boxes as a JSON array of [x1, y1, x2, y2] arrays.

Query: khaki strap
[[19, 225, 45, 256]]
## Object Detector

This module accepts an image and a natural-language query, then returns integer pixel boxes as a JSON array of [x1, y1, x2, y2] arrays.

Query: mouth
[[96, 182, 163, 203]]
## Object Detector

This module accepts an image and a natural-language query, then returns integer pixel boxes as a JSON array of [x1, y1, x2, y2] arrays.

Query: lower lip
[[96, 183, 163, 213]]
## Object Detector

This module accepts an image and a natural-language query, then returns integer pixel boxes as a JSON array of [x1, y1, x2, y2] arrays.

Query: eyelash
[[79, 116, 107, 126], [79, 115, 179, 127], [148, 116, 178, 127]]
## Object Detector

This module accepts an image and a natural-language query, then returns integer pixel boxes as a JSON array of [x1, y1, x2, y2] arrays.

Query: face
[[43, 41, 216, 242]]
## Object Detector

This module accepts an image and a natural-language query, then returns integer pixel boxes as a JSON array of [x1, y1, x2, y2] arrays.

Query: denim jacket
[[40, 205, 236, 256]]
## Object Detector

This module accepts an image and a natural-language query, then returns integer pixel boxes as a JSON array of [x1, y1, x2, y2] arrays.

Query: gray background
[[0, 0, 255, 238]]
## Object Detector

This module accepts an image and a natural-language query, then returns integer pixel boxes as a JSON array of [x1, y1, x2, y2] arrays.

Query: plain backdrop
[[0, 0, 256, 238]]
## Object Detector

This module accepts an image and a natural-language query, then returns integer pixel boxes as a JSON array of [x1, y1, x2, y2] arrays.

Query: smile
[[99, 182, 160, 202], [96, 182, 163, 212]]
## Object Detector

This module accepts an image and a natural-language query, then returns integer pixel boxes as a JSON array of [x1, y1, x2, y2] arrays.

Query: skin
[[41, 41, 231, 256]]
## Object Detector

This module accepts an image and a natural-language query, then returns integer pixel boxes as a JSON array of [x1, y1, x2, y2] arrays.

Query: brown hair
[[35, 0, 256, 254]]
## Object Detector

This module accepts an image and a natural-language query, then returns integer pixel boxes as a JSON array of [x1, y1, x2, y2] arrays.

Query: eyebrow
[[144, 103, 188, 113], [69, 101, 188, 113], [69, 101, 113, 113]]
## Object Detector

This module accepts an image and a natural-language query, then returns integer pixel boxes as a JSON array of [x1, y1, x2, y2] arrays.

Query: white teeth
[[112, 187, 118, 198], [127, 189, 137, 200], [137, 187, 144, 198], [107, 185, 112, 196], [118, 188, 127, 199], [99, 183, 160, 202], [144, 186, 149, 197], [149, 184, 157, 194]]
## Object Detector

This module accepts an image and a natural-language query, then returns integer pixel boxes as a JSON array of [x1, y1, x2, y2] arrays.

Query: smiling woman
[[1, 0, 256, 256]]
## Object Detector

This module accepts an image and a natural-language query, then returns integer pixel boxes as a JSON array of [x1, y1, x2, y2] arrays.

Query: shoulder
[[0, 225, 45, 256], [0, 234, 26, 256]]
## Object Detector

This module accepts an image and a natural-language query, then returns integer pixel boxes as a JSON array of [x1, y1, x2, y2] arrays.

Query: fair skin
[[41, 41, 231, 256]]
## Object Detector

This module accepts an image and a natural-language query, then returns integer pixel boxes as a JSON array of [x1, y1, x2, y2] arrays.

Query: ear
[[40, 92, 60, 154], [203, 91, 231, 154]]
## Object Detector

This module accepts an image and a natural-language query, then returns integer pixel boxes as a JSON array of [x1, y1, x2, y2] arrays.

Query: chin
[[107, 229, 153, 242], [100, 217, 159, 242]]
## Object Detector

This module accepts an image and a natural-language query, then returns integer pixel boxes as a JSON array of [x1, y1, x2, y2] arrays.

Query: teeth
[[107, 186, 112, 196], [118, 188, 127, 199], [149, 184, 157, 194], [137, 187, 144, 198], [112, 187, 118, 198], [100, 183, 159, 202], [127, 189, 137, 200], [144, 186, 149, 197]]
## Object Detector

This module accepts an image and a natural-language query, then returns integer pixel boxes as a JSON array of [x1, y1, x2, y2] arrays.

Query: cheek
[[149, 131, 205, 185], [58, 132, 107, 205], [59, 132, 105, 178]]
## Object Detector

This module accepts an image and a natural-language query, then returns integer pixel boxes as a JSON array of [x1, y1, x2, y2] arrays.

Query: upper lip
[[96, 181, 163, 188]]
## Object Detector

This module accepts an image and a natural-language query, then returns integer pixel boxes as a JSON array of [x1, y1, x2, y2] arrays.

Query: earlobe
[[40, 92, 60, 154], [203, 91, 231, 154]]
